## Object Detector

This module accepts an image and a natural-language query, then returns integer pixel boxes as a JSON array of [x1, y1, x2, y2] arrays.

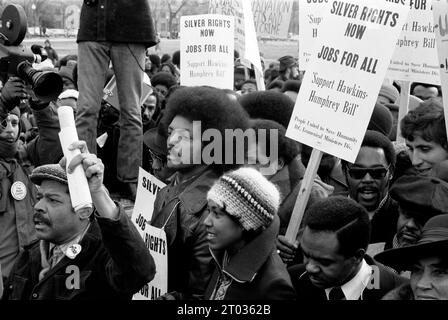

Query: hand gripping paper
[[58, 106, 93, 217]]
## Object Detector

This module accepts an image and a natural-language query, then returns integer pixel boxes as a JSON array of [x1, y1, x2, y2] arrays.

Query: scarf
[[0, 138, 17, 160]]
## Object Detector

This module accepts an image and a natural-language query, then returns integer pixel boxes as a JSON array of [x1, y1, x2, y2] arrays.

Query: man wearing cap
[[386, 175, 448, 250], [377, 214, 448, 300], [0, 77, 64, 288], [273, 56, 300, 82], [2, 141, 155, 300]]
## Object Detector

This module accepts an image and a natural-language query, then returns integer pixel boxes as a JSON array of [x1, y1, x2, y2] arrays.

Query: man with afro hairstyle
[[151, 86, 251, 299], [238, 91, 295, 128]]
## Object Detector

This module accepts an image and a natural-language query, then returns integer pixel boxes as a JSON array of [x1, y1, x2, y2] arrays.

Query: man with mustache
[[341, 130, 398, 247], [2, 142, 155, 300], [401, 99, 448, 176]]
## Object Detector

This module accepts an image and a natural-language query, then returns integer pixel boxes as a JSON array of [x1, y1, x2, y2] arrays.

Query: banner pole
[[396, 80, 411, 143], [285, 149, 323, 242]]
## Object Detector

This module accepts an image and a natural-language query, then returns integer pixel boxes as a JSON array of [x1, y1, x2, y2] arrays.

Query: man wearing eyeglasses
[[341, 130, 399, 248]]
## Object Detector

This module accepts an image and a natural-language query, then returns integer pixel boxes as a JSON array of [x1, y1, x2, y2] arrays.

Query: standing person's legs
[[111, 43, 145, 197], [76, 41, 110, 154]]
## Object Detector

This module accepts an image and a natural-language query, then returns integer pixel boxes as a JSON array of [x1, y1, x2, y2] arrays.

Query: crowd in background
[[1, 0, 448, 301]]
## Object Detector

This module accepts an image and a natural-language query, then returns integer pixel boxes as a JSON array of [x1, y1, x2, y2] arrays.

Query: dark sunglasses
[[347, 164, 391, 180]]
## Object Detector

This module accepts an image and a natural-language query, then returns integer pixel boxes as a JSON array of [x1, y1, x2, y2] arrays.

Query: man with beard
[[385, 175, 448, 250], [2, 143, 155, 300], [341, 130, 398, 247], [288, 197, 406, 300], [401, 99, 448, 176], [273, 56, 300, 82]]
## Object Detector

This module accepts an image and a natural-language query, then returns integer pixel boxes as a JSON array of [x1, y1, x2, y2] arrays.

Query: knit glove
[[0, 77, 27, 111]]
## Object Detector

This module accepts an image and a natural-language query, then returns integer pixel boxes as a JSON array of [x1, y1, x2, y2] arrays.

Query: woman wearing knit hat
[[204, 167, 296, 300]]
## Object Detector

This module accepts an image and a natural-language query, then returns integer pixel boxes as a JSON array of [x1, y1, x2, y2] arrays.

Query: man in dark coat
[[76, 0, 157, 201], [341, 131, 399, 250], [377, 214, 448, 300], [385, 175, 448, 250], [2, 144, 155, 300], [288, 197, 407, 300]]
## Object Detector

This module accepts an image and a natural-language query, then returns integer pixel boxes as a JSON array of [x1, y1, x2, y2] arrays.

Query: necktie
[[49, 246, 65, 268], [329, 286, 346, 300]]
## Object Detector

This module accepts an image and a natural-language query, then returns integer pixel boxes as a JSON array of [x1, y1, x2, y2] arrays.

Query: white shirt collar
[[325, 259, 372, 300]]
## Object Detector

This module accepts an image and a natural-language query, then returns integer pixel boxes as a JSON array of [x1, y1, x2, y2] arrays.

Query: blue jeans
[[76, 41, 145, 183]]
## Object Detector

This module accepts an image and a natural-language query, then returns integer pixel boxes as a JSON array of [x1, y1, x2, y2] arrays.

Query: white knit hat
[[207, 167, 280, 231]]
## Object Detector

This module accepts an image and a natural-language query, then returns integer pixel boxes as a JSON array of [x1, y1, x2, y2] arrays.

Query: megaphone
[[17, 61, 63, 103]]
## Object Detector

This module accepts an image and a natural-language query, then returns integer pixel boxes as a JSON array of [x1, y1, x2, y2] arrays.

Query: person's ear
[[277, 157, 285, 171], [352, 248, 366, 265]]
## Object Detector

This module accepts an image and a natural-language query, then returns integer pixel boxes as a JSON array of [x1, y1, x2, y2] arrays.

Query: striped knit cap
[[207, 167, 280, 231]]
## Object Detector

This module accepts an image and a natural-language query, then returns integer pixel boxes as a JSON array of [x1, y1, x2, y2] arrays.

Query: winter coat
[[382, 283, 414, 300], [0, 104, 63, 279], [205, 216, 296, 300], [3, 208, 155, 300], [77, 0, 157, 48], [150, 167, 218, 298]]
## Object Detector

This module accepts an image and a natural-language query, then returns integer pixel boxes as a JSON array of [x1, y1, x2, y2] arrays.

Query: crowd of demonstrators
[[3, 3, 448, 302]]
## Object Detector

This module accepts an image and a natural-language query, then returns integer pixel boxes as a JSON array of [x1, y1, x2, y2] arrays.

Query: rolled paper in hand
[[58, 106, 93, 218]]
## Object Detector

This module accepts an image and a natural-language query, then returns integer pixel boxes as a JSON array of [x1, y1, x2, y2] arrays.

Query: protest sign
[[286, 0, 410, 163], [103, 73, 153, 110], [209, 0, 264, 81], [388, 0, 440, 85], [285, 0, 410, 242], [251, 0, 294, 39], [209, 0, 245, 58], [133, 167, 166, 223], [132, 168, 167, 300], [180, 14, 234, 89], [132, 224, 168, 300], [396, 80, 411, 143], [433, 0, 448, 135], [298, 0, 330, 71]]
